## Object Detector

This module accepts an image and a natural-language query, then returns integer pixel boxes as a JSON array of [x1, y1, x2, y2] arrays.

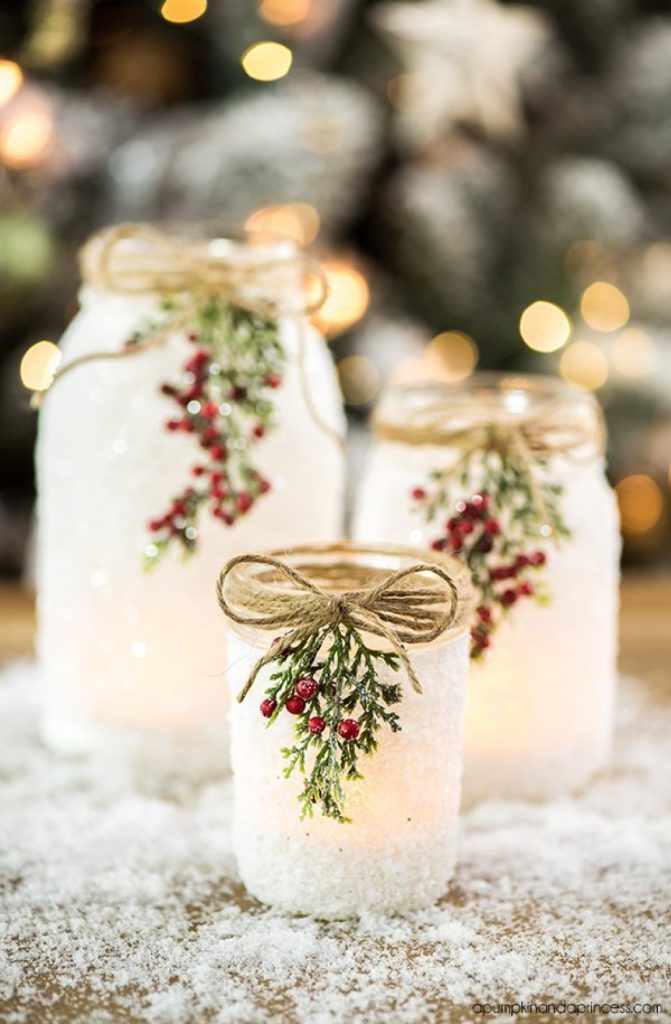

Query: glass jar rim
[[221, 542, 474, 647]]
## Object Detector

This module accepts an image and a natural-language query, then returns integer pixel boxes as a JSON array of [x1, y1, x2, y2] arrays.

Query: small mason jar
[[353, 375, 620, 804], [221, 543, 474, 918], [36, 224, 345, 770]]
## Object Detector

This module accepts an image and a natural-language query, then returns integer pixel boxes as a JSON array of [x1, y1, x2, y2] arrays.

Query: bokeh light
[[311, 260, 369, 337], [519, 301, 571, 353], [245, 203, 320, 246], [426, 331, 479, 382], [337, 355, 380, 406], [580, 282, 630, 332], [241, 41, 293, 82], [616, 475, 664, 536], [611, 328, 657, 379], [258, 0, 311, 26], [20, 340, 61, 391], [0, 108, 53, 169], [160, 0, 207, 24], [0, 60, 23, 106], [559, 340, 608, 391]]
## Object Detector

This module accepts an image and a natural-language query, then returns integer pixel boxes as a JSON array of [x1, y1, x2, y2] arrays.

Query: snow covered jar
[[35, 223, 345, 768], [354, 375, 620, 805], [217, 543, 474, 918]]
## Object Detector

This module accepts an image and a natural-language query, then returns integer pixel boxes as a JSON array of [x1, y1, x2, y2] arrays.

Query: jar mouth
[[220, 542, 475, 646]]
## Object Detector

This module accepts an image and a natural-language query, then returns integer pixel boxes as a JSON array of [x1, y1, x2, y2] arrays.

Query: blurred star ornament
[[375, 0, 549, 147]]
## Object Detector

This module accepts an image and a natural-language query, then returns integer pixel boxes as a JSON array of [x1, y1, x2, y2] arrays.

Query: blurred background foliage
[[1, 0, 670, 575]]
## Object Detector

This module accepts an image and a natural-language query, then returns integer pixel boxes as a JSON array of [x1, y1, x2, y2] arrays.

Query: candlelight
[[311, 259, 369, 337], [245, 203, 320, 246], [0, 107, 53, 169], [426, 331, 479, 382], [241, 41, 293, 82], [580, 282, 630, 332], [616, 475, 663, 535], [519, 301, 571, 353], [0, 60, 23, 106], [20, 340, 61, 391], [559, 340, 609, 391], [258, 0, 311, 26], [160, 0, 207, 24]]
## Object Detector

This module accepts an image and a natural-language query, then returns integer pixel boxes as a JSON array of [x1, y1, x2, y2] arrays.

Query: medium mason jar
[[35, 224, 346, 770], [353, 375, 620, 804], [221, 543, 474, 918]]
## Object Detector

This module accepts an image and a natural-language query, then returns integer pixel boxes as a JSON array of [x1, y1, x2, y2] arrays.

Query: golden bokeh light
[[0, 60, 23, 106], [580, 281, 630, 332], [258, 0, 311, 26], [337, 355, 380, 406], [241, 41, 293, 82], [559, 340, 608, 391], [611, 328, 657, 379], [20, 340, 61, 391], [615, 475, 664, 536], [160, 0, 207, 24], [519, 301, 571, 353], [0, 108, 53, 168], [426, 331, 479, 382], [311, 260, 370, 337], [245, 203, 320, 246]]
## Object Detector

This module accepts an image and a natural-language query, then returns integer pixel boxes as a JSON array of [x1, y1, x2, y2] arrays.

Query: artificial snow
[[0, 661, 669, 1023]]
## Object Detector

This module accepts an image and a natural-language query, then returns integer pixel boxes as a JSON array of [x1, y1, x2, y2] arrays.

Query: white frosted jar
[[354, 376, 620, 805], [36, 225, 345, 771], [220, 544, 473, 918]]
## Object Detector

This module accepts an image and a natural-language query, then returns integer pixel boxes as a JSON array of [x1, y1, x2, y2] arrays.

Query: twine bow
[[216, 553, 462, 702]]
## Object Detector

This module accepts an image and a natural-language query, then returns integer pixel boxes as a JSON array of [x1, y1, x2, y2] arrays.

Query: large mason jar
[[219, 543, 474, 918], [353, 375, 620, 804], [35, 223, 345, 770]]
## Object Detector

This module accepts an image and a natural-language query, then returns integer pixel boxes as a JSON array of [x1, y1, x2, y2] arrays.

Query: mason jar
[[220, 543, 474, 918], [35, 223, 346, 771], [353, 375, 620, 804]]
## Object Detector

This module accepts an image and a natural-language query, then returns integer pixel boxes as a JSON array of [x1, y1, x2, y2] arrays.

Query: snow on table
[[0, 662, 669, 1024]]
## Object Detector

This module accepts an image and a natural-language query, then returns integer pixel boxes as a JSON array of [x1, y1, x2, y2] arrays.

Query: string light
[[580, 282, 630, 332], [160, 0, 207, 24], [611, 328, 657, 379], [20, 340, 61, 391], [0, 107, 53, 168], [311, 260, 369, 337], [0, 60, 23, 106], [258, 0, 311, 26], [615, 475, 664, 536], [337, 355, 380, 406], [519, 301, 571, 353], [241, 41, 293, 82], [245, 203, 320, 246], [426, 331, 479, 382], [559, 340, 608, 391]]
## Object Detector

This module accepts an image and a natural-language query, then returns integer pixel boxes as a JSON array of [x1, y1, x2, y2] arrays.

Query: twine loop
[[216, 551, 467, 702]]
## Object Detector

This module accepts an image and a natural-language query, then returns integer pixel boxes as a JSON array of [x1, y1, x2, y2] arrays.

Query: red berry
[[286, 695, 306, 715], [165, 419, 181, 431], [447, 517, 459, 532], [231, 385, 247, 402], [478, 536, 494, 554], [411, 487, 426, 501], [172, 500, 186, 515], [431, 539, 445, 551], [338, 719, 360, 740], [160, 383, 176, 397], [477, 605, 492, 622], [260, 698, 277, 718], [492, 566, 514, 581], [265, 372, 282, 388], [457, 519, 474, 536], [449, 535, 462, 551], [501, 588, 518, 606], [149, 519, 163, 531], [454, 499, 468, 514], [252, 424, 266, 439], [471, 493, 489, 512], [484, 518, 500, 535], [308, 716, 326, 735], [186, 331, 198, 343], [200, 425, 219, 446], [295, 677, 318, 700], [210, 445, 228, 461], [530, 550, 546, 567], [192, 465, 205, 477], [259, 478, 271, 494], [519, 581, 534, 596], [236, 492, 253, 514], [201, 402, 218, 418], [515, 554, 530, 569]]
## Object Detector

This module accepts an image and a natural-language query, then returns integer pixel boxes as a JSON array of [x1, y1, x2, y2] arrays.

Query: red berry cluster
[[260, 676, 361, 741], [146, 330, 281, 559], [412, 488, 548, 659]]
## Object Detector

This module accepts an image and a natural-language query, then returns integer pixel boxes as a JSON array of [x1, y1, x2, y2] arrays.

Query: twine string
[[215, 553, 461, 703]]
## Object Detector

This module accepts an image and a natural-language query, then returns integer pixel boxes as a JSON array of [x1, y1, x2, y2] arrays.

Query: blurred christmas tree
[[1, 0, 670, 572]]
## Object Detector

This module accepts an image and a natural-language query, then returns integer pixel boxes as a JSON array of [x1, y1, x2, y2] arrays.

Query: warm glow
[[0, 60, 23, 106], [160, 0, 207, 24], [611, 328, 657, 379], [311, 260, 369, 337], [241, 41, 293, 82], [616, 475, 664, 535], [559, 340, 608, 391], [426, 331, 479, 382], [245, 203, 320, 246], [258, 0, 311, 26], [580, 282, 630, 332], [337, 355, 380, 406], [20, 340, 61, 391], [519, 301, 571, 353], [0, 108, 53, 168]]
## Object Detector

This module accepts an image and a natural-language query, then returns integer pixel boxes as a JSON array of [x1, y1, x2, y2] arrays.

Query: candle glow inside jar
[[353, 375, 620, 805], [35, 223, 345, 769], [220, 543, 474, 919]]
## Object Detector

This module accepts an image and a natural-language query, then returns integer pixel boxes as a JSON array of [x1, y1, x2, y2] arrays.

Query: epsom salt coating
[[35, 223, 345, 767], [217, 543, 474, 918], [354, 375, 620, 804]]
